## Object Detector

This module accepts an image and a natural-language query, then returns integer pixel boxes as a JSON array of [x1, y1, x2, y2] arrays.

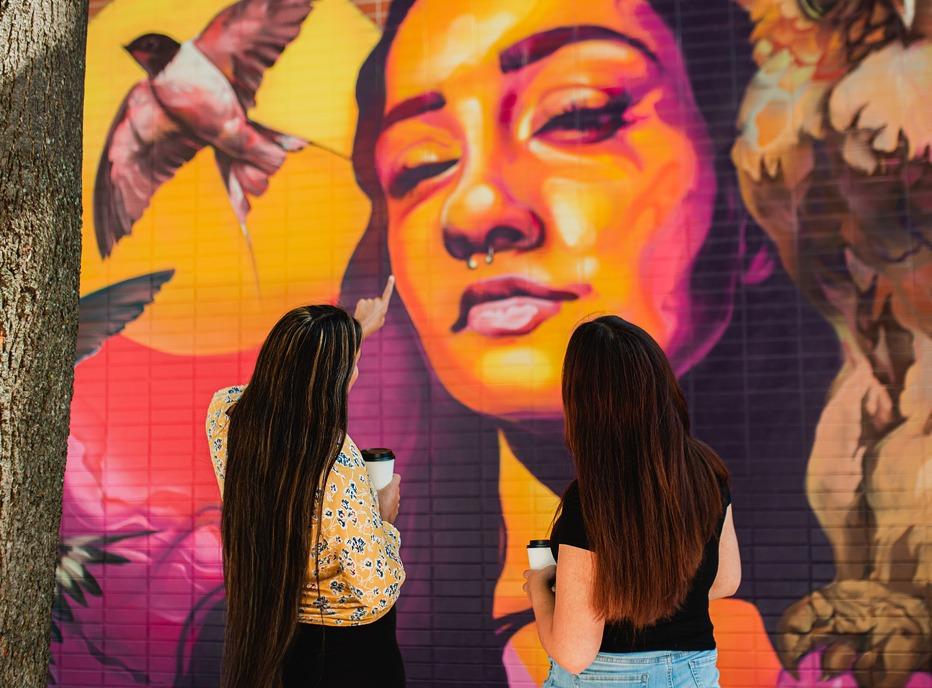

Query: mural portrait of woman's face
[[374, 0, 721, 420]]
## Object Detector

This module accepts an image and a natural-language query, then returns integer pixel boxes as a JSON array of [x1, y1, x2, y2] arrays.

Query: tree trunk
[[0, 0, 88, 686]]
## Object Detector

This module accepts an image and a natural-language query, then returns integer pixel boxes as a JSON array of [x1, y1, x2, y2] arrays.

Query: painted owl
[[732, 1, 931, 686]]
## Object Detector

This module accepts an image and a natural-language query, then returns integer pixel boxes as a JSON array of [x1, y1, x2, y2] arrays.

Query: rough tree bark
[[0, 0, 88, 686]]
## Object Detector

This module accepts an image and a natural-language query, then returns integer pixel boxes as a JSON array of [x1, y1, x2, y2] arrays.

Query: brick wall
[[54, 1, 930, 686]]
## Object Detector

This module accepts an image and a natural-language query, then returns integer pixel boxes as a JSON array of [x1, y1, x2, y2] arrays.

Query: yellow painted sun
[[81, 0, 379, 355]]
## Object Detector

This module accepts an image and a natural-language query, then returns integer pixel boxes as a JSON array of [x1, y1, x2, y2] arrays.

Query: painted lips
[[451, 277, 590, 337]]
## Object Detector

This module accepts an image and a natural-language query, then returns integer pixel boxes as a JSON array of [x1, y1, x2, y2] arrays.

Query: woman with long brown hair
[[205, 285, 406, 688], [524, 315, 741, 686]]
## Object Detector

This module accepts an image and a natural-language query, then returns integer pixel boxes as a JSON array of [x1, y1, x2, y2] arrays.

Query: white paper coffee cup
[[527, 540, 556, 570], [361, 448, 395, 491]]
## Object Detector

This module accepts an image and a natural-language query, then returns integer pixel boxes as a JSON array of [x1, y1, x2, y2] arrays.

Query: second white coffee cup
[[361, 448, 395, 491]]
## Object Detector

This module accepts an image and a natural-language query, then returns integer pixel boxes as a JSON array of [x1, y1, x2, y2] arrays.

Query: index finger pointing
[[381, 274, 396, 303]]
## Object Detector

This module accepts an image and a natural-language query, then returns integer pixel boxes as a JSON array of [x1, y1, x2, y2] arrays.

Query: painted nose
[[441, 181, 543, 264]]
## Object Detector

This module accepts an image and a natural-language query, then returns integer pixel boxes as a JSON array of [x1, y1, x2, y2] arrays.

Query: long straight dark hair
[[220, 305, 362, 688], [562, 315, 729, 628]]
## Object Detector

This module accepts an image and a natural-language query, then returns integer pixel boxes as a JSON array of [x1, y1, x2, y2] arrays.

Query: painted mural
[[53, 0, 930, 686]]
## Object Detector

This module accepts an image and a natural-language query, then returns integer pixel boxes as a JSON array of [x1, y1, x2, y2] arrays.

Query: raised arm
[[354, 275, 395, 339]]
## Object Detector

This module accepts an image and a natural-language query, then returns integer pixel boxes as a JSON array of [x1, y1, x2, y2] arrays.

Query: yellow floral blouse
[[205, 385, 405, 626]]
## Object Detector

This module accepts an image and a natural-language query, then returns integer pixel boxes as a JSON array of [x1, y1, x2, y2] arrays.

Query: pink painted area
[[52, 335, 257, 686], [743, 245, 776, 285], [776, 651, 859, 688], [502, 642, 542, 688], [777, 650, 932, 688]]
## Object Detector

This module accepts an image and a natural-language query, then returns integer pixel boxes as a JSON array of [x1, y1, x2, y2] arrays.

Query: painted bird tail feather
[[212, 117, 337, 295], [214, 150, 262, 292], [214, 151, 251, 225], [214, 117, 341, 230]]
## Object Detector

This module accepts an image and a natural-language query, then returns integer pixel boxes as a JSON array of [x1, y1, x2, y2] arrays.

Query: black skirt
[[281, 606, 405, 687]]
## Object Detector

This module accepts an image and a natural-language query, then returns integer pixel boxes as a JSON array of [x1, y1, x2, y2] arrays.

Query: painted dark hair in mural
[[342, 0, 759, 681], [220, 305, 361, 688], [562, 316, 729, 627]]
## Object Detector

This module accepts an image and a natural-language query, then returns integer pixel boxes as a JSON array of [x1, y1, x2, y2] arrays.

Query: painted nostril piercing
[[466, 247, 494, 270]]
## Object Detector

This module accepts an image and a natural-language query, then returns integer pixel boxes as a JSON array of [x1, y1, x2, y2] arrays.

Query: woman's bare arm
[[709, 506, 741, 600], [528, 545, 605, 674]]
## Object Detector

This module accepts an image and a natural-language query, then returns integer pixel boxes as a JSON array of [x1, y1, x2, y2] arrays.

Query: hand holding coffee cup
[[377, 474, 401, 524], [363, 448, 400, 523], [527, 540, 557, 570], [523, 541, 557, 599], [362, 448, 395, 490]]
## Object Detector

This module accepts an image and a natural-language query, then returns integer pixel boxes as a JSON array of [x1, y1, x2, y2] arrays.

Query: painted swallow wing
[[75, 269, 175, 364], [93, 81, 203, 258], [194, 0, 314, 109]]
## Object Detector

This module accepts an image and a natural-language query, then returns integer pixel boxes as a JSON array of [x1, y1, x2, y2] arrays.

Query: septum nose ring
[[467, 246, 495, 270]]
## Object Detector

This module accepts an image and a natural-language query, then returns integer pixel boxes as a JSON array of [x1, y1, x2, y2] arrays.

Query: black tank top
[[549, 479, 731, 652]]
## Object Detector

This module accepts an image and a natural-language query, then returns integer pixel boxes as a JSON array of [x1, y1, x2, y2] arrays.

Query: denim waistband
[[588, 649, 717, 666]]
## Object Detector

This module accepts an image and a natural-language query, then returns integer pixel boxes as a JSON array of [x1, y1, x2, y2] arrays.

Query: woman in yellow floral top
[[207, 391, 405, 622], [208, 282, 406, 688]]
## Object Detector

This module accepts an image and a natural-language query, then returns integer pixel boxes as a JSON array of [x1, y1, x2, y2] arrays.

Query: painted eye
[[797, 0, 838, 19], [533, 93, 634, 145], [387, 159, 457, 199]]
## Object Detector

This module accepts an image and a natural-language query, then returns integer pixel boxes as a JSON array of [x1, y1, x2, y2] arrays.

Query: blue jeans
[[543, 650, 720, 687]]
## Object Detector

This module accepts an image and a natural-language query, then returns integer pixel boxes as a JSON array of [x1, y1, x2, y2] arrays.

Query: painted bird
[[732, 1, 931, 686], [94, 0, 328, 283]]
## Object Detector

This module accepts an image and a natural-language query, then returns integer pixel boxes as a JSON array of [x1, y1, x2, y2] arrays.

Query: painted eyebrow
[[379, 25, 657, 132], [382, 91, 446, 132], [499, 25, 659, 73]]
